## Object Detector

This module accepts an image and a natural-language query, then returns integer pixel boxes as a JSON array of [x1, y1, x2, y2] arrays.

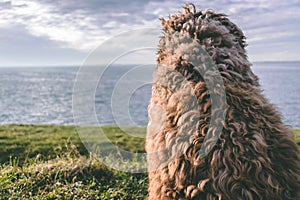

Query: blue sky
[[0, 0, 299, 66]]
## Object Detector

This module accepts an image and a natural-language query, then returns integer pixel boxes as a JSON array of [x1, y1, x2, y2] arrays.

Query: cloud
[[0, 25, 87, 66], [0, 0, 166, 52], [0, 0, 299, 63], [0, 0, 111, 51]]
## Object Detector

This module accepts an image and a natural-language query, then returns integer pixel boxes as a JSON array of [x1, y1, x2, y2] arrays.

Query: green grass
[[0, 125, 146, 164], [0, 125, 147, 199], [294, 128, 300, 147], [0, 125, 299, 199], [0, 150, 148, 199]]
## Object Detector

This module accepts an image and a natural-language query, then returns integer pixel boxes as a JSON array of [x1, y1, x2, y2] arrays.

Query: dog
[[146, 4, 300, 199]]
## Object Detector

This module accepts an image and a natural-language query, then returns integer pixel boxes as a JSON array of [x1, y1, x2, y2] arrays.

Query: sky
[[0, 0, 299, 67]]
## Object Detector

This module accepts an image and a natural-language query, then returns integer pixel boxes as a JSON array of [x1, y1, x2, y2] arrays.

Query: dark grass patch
[[0, 151, 148, 199]]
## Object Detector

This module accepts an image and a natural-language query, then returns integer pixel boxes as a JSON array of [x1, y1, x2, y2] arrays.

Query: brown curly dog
[[146, 4, 300, 200]]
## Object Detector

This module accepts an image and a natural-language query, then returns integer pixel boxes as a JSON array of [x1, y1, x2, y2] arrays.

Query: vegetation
[[0, 125, 145, 164], [0, 125, 299, 199], [0, 125, 147, 199], [294, 128, 300, 147]]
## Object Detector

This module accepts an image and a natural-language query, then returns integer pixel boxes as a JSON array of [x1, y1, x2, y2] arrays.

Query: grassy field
[[0, 125, 299, 199], [0, 125, 147, 199]]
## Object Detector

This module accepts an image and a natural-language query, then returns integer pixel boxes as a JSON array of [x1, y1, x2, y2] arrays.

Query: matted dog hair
[[146, 4, 300, 200]]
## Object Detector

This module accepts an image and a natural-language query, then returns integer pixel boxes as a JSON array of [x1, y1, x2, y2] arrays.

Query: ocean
[[0, 62, 299, 128]]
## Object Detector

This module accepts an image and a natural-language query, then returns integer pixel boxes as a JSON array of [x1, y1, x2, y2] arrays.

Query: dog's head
[[157, 4, 259, 87]]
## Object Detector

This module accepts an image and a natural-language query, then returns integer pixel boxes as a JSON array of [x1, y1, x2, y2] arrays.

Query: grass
[[0, 125, 147, 200], [0, 125, 299, 199], [294, 129, 300, 147], [0, 125, 146, 164]]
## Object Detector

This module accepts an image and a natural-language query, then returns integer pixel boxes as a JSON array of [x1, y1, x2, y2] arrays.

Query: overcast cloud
[[0, 0, 299, 66]]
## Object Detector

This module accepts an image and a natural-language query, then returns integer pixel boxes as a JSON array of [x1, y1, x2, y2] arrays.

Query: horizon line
[[0, 60, 300, 68]]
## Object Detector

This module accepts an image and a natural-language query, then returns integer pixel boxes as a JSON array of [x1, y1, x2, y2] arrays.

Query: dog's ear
[[160, 18, 170, 31], [184, 3, 196, 14], [159, 18, 166, 26]]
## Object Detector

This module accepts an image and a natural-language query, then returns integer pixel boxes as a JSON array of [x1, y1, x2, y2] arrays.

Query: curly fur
[[146, 4, 300, 200]]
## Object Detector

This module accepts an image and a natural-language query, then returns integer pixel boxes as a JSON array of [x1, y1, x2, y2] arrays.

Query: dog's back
[[146, 4, 300, 200]]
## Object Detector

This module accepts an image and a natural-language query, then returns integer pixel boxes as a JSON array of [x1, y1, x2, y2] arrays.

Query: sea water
[[0, 62, 299, 128]]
